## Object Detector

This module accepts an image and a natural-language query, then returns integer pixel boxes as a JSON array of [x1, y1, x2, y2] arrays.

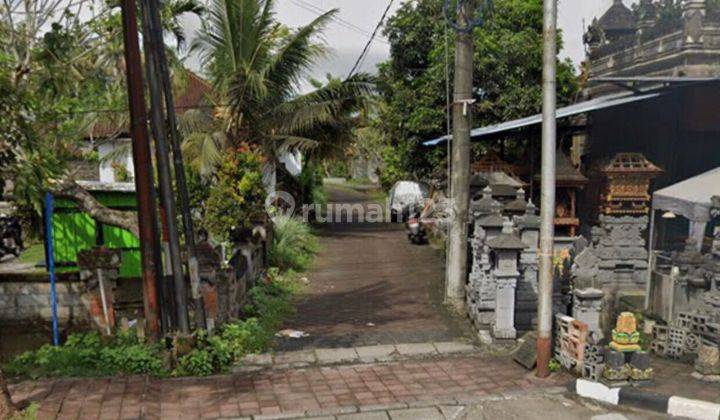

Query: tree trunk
[[0, 368, 18, 419], [52, 178, 140, 237]]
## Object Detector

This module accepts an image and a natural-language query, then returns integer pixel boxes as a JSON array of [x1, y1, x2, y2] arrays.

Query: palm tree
[[188, 0, 374, 189]]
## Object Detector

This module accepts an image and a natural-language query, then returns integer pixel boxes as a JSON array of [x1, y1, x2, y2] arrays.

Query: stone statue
[[584, 18, 606, 48]]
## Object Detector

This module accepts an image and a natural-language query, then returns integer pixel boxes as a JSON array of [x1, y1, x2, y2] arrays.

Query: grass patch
[[18, 243, 44, 266], [269, 216, 319, 272], [10, 403, 39, 420], [3, 270, 300, 378]]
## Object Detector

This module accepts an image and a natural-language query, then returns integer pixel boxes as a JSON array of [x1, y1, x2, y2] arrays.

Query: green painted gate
[[50, 191, 141, 278]]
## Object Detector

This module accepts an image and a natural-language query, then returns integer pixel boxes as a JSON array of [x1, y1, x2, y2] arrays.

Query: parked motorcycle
[[0, 215, 23, 258], [406, 205, 427, 245]]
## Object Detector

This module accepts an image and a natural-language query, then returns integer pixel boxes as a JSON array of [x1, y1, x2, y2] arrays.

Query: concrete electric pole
[[536, 0, 558, 378], [445, 0, 476, 311]]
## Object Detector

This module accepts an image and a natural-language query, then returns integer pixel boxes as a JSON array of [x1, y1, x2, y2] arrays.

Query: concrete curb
[[233, 341, 478, 373], [574, 378, 720, 420]]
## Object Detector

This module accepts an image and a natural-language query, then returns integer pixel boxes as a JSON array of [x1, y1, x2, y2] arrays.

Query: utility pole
[[536, 0, 558, 378], [120, 0, 161, 339], [145, 0, 206, 329], [445, 0, 475, 311], [139, 0, 190, 332]]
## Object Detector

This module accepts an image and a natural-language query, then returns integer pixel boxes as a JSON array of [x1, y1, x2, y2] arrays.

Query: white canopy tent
[[644, 167, 720, 309], [651, 166, 720, 251]]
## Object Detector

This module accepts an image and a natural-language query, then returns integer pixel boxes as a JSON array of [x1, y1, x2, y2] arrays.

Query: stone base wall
[[590, 215, 649, 290], [0, 280, 90, 329]]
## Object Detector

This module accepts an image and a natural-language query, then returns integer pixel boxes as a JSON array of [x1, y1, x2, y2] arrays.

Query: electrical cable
[[289, 0, 390, 45], [346, 0, 395, 79]]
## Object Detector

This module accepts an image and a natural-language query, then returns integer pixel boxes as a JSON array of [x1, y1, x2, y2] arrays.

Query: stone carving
[[590, 215, 650, 289], [683, 0, 706, 45], [584, 18, 606, 49], [467, 193, 540, 340], [487, 220, 526, 340], [503, 188, 528, 217], [695, 344, 720, 375], [469, 186, 501, 219], [573, 288, 605, 341]]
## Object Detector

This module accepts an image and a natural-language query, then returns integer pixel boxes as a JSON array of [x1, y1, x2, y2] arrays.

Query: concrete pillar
[[493, 275, 518, 339], [573, 288, 605, 341]]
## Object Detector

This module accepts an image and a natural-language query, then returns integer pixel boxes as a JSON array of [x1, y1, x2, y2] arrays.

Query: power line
[[289, 0, 390, 46], [347, 0, 395, 78], [290, 0, 389, 43]]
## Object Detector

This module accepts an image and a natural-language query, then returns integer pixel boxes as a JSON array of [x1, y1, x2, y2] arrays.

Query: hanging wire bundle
[[443, 0, 493, 33]]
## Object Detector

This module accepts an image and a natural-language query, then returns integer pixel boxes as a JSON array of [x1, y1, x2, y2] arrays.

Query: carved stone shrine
[[600, 153, 662, 216], [487, 220, 527, 339]]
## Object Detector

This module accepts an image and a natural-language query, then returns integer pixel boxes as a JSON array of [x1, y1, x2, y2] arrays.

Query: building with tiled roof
[[79, 70, 212, 183]]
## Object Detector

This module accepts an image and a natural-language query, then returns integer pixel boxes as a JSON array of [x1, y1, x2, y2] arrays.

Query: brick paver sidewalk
[[8, 353, 568, 419]]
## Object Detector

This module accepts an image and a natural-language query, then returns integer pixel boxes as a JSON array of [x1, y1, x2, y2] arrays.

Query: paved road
[[276, 184, 472, 351]]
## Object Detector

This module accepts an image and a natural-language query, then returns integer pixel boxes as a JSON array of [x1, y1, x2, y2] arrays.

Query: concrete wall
[[0, 280, 90, 329]]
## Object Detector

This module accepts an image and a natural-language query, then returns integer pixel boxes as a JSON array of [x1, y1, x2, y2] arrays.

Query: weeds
[[10, 403, 39, 420], [548, 358, 561, 373], [175, 269, 296, 376], [269, 216, 319, 272], [4, 329, 166, 378], [4, 270, 299, 378]]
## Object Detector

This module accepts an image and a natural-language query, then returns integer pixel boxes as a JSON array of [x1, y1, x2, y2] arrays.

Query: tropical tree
[[187, 0, 374, 190], [376, 0, 578, 185], [0, 0, 203, 233]]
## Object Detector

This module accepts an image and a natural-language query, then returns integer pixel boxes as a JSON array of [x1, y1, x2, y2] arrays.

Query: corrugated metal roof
[[590, 76, 720, 84], [423, 90, 664, 146]]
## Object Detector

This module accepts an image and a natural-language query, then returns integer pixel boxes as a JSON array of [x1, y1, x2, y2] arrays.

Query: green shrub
[[176, 348, 215, 376], [269, 216, 319, 271], [378, 144, 409, 191], [175, 272, 296, 376], [10, 402, 39, 420], [299, 162, 326, 207], [5, 261, 304, 379], [548, 358, 561, 373], [205, 146, 266, 242], [4, 330, 167, 378]]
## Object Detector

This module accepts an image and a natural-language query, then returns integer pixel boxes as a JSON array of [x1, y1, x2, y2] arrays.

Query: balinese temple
[[592, 0, 636, 42], [471, 151, 522, 178], [470, 152, 525, 204], [600, 153, 663, 216], [533, 152, 588, 237]]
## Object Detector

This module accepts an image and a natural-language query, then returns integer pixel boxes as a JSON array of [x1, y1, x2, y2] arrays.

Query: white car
[[388, 181, 429, 222]]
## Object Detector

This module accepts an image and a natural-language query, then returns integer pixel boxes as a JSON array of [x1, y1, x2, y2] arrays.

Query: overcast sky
[[182, 0, 638, 81]]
